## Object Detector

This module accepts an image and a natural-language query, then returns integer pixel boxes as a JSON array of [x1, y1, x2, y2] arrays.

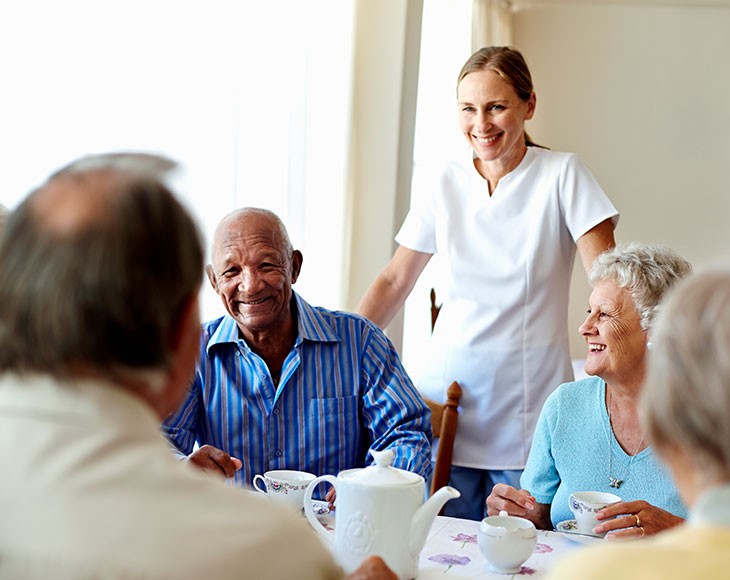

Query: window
[[401, 0, 472, 373], [0, 0, 355, 321]]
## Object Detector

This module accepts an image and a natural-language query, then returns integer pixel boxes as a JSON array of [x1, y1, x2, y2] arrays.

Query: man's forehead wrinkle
[[213, 216, 287, 261], [214, 235, 285, 268]]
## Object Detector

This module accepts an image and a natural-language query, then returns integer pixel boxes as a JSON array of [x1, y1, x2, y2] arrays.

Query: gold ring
[[634, 514, 641, 527], [638, 526, 646, 537]]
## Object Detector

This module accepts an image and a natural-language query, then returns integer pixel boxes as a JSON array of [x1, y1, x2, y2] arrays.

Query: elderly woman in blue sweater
[[486, 242, 691, 538]]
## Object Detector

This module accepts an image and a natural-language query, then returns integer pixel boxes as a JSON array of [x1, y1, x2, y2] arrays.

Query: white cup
[[568, 491, 621, 534], [478, 511, 537, 574], [252, 469, 316, 512]]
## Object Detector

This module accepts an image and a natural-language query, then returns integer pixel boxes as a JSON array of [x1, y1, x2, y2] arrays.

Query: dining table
[[311, 505, 602, 578]]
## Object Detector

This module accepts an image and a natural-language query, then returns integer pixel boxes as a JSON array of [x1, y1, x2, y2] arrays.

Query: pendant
[[609, 477, 623, 489]]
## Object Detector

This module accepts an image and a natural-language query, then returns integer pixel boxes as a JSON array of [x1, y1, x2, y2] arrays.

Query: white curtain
[[0, 0, 355, 320], [471, 0, 513, 49]]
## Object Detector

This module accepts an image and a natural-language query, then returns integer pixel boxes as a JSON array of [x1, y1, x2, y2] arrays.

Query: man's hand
[[347, 556, 398, 579], [325, 486, 337, 510], [188, 444, 242, 479]]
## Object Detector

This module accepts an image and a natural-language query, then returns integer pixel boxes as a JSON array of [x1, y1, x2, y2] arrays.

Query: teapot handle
[[303, 474, 337, 544]]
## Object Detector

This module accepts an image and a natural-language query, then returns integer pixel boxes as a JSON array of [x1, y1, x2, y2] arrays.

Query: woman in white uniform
[[356, 46, 619, 520]]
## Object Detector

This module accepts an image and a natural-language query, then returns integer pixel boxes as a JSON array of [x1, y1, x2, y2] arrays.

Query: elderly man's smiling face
[[207, 210, 301, 341]]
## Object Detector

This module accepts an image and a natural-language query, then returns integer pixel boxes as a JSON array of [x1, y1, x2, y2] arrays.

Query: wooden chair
[[425, 380, 462, 496], [429, 288, 441, 332]]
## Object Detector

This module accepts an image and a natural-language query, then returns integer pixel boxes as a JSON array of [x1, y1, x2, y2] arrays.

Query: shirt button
[[275, 450, 282, 457], [273, 408, 280, 416]]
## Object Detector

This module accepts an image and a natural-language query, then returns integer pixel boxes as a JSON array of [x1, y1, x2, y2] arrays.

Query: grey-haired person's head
[[589, 241, 693, 333], [0, 153, 204, 387], [0, 204, 9, 232], [642, 268, 730, 485]]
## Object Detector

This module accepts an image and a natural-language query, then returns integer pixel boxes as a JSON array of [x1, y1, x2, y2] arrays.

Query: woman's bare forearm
[[356, 246, 432, 329]]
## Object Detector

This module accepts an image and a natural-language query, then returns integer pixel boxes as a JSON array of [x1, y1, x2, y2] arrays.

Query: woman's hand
[[486, 484, 535, 516], [486, 484, 553, 529], [593, 500, 684, 539]]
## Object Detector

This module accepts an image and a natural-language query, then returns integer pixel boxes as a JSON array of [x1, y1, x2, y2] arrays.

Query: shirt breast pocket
[[307, 395, 362, 473]]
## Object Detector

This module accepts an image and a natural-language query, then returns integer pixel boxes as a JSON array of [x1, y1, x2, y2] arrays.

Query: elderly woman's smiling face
[[579, 280, 648, 383]]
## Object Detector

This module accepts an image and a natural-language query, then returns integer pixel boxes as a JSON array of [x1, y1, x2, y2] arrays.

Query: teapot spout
[[409, 486, 460, 556]]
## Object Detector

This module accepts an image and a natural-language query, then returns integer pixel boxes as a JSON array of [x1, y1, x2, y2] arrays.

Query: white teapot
[[303, 449, 460, 579]]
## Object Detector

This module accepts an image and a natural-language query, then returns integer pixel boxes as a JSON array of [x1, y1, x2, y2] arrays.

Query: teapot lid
[[344, 449, 421, 486]]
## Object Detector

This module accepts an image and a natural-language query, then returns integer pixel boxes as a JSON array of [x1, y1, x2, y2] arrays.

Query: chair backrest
[[424, 380, 462, 496], [430, 288, 441, 333]]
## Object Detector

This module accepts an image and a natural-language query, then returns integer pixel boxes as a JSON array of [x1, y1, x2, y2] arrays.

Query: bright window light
[[401, 0, 472, 374], [0, 0, 354, 321]]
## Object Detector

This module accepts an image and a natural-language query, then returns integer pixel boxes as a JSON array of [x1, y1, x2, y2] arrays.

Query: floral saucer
[[555, 519, 603, 538], [310, 500, 331, 516]]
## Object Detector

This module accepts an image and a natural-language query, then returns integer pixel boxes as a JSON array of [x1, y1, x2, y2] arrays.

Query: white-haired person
[[548, 267, 730, 578], [486, 242, 691, 537], [0, 203, 9, 231], [0, 154, 395, 580]]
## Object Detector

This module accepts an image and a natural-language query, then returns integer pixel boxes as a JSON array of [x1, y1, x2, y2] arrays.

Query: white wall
[[512, 1, 730, 359], [345, 0, 424, 349]]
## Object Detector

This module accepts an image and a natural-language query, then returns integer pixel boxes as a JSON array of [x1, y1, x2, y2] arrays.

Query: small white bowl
[[477, 511, 537, 574]]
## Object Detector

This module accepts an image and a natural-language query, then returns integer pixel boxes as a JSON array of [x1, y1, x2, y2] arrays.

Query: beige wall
[[345, 0, 423, 348], [346, 0, 730, 360], [512, 1, 730, 358]]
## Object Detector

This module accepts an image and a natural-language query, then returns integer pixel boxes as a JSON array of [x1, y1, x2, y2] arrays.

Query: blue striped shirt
[[162, 292, 432, 487]]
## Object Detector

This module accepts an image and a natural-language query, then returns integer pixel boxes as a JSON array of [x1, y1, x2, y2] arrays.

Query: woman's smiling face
[[579, 280, 648, 384], [456, 68, 535, 170]]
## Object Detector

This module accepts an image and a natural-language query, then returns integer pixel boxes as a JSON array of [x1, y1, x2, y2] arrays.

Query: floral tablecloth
[[312, 510, 601, 578], [416, 515, 600, 578]]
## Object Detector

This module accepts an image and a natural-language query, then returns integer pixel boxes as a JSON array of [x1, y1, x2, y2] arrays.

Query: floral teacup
[[569, 491, 620, 534], [252, 469, 316, 511]]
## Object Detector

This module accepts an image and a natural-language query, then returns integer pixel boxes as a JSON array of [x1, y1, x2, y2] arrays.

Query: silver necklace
[[606, 388, 644, 489]]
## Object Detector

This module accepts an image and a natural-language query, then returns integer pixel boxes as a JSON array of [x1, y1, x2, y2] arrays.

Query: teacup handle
[[568, 493, 580, 513], [303, 474, 337, 545], [252, 474, 268, 495]]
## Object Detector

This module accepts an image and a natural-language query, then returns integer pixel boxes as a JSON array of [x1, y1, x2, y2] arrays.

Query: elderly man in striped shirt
[[163, 207, 432, 487]]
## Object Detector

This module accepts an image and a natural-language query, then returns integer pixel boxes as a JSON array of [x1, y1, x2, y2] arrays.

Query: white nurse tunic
[[396, 146, 619, 470]]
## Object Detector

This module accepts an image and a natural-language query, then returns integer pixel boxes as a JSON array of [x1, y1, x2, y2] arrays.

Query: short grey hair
[[642, 268, 730, 482], [0, 204, 9, 232], [0, 152, 204, 381], [589, 241, 692, 332]]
